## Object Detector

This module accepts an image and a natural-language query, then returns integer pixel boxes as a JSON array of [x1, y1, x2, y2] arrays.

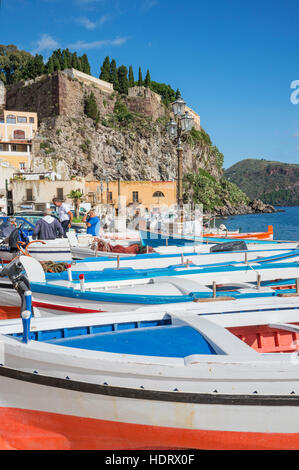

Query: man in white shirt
[[52, 198, 73, 237]]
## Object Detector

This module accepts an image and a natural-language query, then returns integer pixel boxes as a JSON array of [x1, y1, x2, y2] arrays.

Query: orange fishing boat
[[204, 225, 274, 241]]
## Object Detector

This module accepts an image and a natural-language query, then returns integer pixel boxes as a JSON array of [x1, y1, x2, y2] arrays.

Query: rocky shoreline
[[214, 199, 276, 217]]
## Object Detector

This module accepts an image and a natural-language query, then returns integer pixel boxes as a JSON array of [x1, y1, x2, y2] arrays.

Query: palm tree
[[67, 189, 84, 219]]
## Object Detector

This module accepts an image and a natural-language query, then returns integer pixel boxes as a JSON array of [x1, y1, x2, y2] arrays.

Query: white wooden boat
[[0, 239, 72, 263], [0, 300, 299, 449], [0, 256, 298, 316], [67, 247, 299, 273]]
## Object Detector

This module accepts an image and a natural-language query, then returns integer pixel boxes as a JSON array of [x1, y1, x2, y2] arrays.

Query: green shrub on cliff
[[183, 170, 249, 212], [84, 92, 99, 123]]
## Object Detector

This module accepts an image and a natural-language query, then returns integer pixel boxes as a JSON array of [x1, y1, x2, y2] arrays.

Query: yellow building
[[0, 110, 38, 171], [85, 180, 176, 211]]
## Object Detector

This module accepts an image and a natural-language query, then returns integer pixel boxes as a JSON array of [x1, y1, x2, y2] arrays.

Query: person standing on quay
[[52, 198, 73, 237], [82, 209, 101, 236]]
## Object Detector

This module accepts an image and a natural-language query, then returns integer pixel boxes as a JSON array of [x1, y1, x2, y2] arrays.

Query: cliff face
[[7, 70, 222, 183], [6, 70, 273, 215], [32, 113, 223, 183], [225, 159, 299, 206]]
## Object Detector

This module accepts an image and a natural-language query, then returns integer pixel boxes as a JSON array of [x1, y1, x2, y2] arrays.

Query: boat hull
[[1, 372, 299, 450]]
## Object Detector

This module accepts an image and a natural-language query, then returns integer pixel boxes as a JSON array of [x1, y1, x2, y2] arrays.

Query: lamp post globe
[[180, 111, 194, 132], [172, 94, 186, 116], [166, 118, 178, 138]]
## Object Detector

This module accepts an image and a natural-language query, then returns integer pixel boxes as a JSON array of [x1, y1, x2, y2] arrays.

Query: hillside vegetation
[[225, 159, 299, 206]]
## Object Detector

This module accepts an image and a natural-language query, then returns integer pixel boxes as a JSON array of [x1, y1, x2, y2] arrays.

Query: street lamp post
[[105, 176, 110, 207], [115, 151, 123, 200], [100, 179, 103, 204], [166, 92, 194, 233]]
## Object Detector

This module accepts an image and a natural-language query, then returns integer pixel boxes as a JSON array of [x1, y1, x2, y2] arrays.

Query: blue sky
[[1, 0, 299, 168]]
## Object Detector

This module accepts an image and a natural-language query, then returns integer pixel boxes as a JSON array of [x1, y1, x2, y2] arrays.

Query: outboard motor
[[209, 240, 248, 253], [0, 257, 30, 313]]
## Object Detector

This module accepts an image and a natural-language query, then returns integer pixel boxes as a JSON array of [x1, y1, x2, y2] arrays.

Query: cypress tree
[[100, 56, 110, 82], [138, 67, 143, 86], [47, 56, 54, 74], [144, 69, 151, 88], [65, 49, 72, 68], [53, 56, 61, 71], [71, 52, 79, 70], [33, 54, 45, 76], [77, 57, 82, 72], [23, 57, 35, 80], [62, 50, 70, 69], [81, 54, 91, 75], [128, 65, 134, 87], [175, 88, 181, 99], [117, 65, 129, 94], [52, 49, 63, 68], [109, 59, 119, 91], [84, 91, 99, 121]]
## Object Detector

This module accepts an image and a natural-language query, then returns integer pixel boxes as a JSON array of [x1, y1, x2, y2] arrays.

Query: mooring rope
[[40, 261, 69, 273]]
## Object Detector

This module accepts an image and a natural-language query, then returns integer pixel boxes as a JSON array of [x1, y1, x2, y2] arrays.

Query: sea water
[[217, 206, 299, 241]]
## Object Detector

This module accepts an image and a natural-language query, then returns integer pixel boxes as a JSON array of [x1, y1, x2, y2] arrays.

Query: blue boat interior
[[44, 325, 216, 357], [10, 319, 217, 357]]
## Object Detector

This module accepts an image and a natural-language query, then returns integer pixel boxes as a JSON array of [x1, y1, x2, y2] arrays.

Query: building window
[[6, 115, 16, 124], [109, 191, 113, 202], [11, 145, 17, 152], [57, 188, 64, 199], [26, 188, 33, 201], [153, 191, 165, 198], [132, 191, 139, 203], [17, 116, 27, 123], [19, 162, 26, 170], [13, 130, 26, 140], [29, 117, 35, 123]]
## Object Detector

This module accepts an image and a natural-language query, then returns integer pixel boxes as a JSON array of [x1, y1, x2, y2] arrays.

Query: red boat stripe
[[32, 301, 105, 314], [0, 407, 298, 450]]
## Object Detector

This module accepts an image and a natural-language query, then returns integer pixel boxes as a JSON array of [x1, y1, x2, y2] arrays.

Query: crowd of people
[[32, 198, 101, 241]]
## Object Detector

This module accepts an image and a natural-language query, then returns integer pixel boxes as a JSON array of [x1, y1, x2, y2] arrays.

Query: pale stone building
[[0, 110, 38, 171], [11, 175, 85, 212]]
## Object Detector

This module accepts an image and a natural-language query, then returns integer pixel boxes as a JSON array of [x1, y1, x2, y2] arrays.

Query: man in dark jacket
[[32, 209, 64, 240]]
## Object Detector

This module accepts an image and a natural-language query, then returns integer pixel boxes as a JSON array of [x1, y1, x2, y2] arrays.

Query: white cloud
[[75, 14, 109, 29], [75, 16, 97, 30], [32, 34, 59, 54], [67, 36, 128, 50], [142, 0, 158, 9]]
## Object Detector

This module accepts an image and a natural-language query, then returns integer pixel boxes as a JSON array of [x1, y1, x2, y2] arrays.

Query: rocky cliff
[[5, 70, 274, 214], [6, 70, 222, 183]]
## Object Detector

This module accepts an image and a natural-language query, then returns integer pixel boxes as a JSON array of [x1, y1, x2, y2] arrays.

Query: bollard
[[212, 282, 217, 298], [79, 274, 85, 292], [117, 255, 120, 269], [67, 264, 72, 282], [166, 238, 169, 246], [296, 278, 299, 294], [24, 290, 32, 315], [257, 273, 261, 290], [244, 252, 248, 263], [21, 310, 31, 344]]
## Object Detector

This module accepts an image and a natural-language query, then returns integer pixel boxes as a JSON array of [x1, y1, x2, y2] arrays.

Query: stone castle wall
[[5, 71, 172, 123]]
